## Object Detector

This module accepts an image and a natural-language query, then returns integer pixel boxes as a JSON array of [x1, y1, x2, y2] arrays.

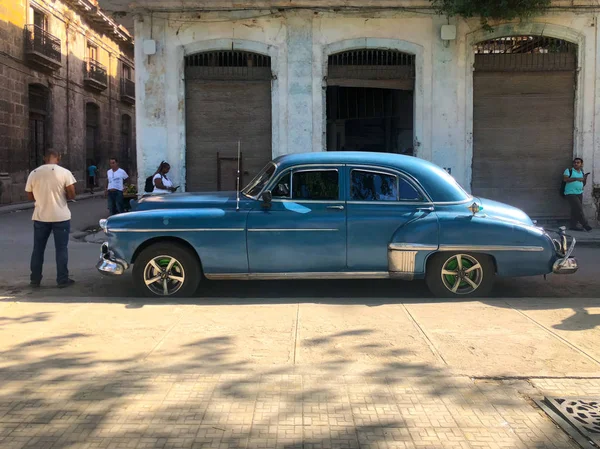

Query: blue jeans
[[107, 190, 124, 215], [30, 220, 70, 285]]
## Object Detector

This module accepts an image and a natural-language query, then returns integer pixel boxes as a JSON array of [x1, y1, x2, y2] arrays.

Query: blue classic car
[[97, 152, 578, 297]]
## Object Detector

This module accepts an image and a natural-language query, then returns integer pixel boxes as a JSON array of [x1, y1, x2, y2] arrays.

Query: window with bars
[[185, 51, 272, 80], [474, 36, 577, 71], [329, 50, 415, 67], [328, 49, 415, 81]]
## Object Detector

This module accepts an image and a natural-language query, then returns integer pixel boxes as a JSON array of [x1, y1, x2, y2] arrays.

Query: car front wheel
[[132, 243, 201, 297], [426, 252, 495, 298]]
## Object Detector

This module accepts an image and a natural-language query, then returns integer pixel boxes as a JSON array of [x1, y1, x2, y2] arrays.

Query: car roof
[[273, 151, 471, 203], [274, 151, 427, 171]]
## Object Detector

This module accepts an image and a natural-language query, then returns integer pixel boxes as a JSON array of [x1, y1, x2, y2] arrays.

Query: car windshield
[[242, 162, 277, 198]]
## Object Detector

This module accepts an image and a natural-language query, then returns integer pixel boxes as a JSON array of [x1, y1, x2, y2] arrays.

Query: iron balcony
[[24, 25, 61, 70], [120, 78, 135, 104], [84, 59, 108, 91]]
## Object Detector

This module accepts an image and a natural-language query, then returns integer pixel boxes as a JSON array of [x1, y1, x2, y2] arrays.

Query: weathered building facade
[[0, 0, 135, 204], [124, 0, 599, 220]]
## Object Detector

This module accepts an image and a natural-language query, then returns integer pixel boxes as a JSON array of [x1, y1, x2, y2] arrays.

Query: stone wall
[[0, 0, 135, 204], [134, 9, 600, 220]]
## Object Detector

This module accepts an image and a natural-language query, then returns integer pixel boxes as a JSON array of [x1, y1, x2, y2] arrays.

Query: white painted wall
[[134, 10, 599, 219]]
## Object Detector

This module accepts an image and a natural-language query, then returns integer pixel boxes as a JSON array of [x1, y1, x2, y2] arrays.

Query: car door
[[346, 166, 436, 271], [247, 165, 347, 273]]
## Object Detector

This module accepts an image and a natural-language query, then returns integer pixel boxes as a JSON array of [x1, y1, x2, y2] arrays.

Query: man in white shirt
[[106, 157, 129, 215], [25, 149, 77, 288]]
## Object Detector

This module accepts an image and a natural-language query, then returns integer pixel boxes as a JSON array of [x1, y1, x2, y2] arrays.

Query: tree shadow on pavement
[[0, 312, 579, 449]]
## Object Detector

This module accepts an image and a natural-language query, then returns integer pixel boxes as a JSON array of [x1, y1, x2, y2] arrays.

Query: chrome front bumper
[[551, 228, 578, 275], [96, 242, 129, 276]]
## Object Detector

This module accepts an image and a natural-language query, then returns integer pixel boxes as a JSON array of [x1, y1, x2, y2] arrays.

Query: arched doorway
[[184, 50, 273, 191], [85, 103, 100, 165], [28, 84, 49, 169], [326, 49, 415, 154], [472, 36, 577, 219]]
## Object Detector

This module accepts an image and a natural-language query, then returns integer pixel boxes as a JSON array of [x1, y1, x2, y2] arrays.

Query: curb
[[575, 240, 600, 248], [0, 193, 100, 216]]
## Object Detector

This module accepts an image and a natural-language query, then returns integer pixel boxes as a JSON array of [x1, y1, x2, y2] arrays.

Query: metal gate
[[327, 49, 415, 89], [185, 51, 272, 191], [472, 36, 577, 219]]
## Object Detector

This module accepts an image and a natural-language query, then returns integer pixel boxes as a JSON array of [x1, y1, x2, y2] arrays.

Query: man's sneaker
[[57, 279, 75, 289], [584, 225, 593, 232], [30, 281, 40, 288]]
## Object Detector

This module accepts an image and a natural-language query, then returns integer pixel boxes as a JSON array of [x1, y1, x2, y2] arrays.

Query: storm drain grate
[[543, 397, 600, 447]]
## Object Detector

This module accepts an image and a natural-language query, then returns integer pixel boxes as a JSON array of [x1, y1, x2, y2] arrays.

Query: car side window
[[271, 172, 291, 199], [398, 177, 424, 202], [292, 170, 339, 201], [351, 170, 398, 201]]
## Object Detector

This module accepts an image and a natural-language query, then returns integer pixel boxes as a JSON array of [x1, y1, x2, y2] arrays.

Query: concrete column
[[430, 16, 465, 186], [134, 14, 169, 190], [591, 13, 600, 221], [286, 12, 314, 154]]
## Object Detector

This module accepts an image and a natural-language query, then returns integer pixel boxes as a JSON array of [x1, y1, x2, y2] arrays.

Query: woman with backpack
[[148, 161, 178, 194]]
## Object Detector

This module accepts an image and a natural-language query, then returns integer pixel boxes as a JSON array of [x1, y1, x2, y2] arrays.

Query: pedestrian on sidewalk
[[87, 161, 98, 193], [106, 157, 128, 215], [152, 161, 178, 194], [25, 149, 77, 289], [563, 157, 592, 232]]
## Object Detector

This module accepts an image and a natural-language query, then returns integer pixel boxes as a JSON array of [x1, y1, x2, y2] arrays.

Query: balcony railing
[[84, 59, 108, 91], [120, 78, 135, 104], [24, 25, 61, 69]]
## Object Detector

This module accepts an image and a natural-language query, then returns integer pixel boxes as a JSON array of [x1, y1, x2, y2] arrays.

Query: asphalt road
[[0, 197, 599, 300]]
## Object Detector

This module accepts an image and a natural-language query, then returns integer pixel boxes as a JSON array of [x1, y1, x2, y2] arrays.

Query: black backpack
[[144, 175, 154, 193], [560, 168, 573, 197]]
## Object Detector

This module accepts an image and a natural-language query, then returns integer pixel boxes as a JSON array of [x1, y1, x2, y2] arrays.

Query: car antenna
[[236, 140, 241, 211]]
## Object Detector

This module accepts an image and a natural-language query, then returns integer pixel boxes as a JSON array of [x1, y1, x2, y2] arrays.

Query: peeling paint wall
[[135, 9, 600, 219]]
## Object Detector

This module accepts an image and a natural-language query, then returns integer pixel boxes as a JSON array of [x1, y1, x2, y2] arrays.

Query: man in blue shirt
[[563, 157, 592, 231], [87, 162, 98, 193]]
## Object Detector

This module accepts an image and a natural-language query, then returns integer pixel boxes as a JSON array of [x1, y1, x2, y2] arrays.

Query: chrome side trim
[[248, 228, 339, 232], [272, 199, 345, 204], [389, 243, 438, 251], [432, 198, 473, 206], [205, 272, 391, 280], [439, 244, 544, 252], [109, 228, 245, 233], [388, 250, 417, 273], [347, 201, 433, 206]]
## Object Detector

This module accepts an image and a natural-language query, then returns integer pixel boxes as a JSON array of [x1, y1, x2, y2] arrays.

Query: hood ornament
[[468, 202, 482, 215]]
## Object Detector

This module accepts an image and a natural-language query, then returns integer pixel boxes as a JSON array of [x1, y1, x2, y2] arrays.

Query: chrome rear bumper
[[552, 230, 578, 275], [96, 242, 129, 276]]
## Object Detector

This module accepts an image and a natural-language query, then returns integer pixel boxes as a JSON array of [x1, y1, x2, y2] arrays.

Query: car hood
[[478, 197, 534, 227], [133, 191, 240, 211]]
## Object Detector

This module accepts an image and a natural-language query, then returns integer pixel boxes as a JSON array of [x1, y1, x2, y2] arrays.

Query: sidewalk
[[0, 371, 590, 449], [0, 192, 99, 215], [567, 227, 600, 247]]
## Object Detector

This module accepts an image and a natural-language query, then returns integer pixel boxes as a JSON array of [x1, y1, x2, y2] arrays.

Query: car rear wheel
[[426, 252, 495, 298], [133, 243, 201, 297]]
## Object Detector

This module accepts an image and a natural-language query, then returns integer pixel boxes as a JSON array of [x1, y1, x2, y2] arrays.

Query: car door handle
[[327, 205, 345, 210], [417, 206, 434, 212]]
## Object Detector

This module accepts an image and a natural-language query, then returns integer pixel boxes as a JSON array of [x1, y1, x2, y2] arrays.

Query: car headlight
[[99, 219, 108, 233]]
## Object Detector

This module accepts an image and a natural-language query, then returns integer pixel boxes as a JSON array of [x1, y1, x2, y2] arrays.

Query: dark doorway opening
[[326, 86, 413, 153], [85, 103, 99, 166], [326, 49, 415, 154]]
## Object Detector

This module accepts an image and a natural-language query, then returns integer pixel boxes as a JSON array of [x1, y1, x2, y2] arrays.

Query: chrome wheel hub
[[440, 254, 483, 295], [143, 255, 185, 296]]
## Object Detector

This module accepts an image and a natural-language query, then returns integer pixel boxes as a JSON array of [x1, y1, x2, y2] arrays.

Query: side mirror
[[261, 190, 272, 208]]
